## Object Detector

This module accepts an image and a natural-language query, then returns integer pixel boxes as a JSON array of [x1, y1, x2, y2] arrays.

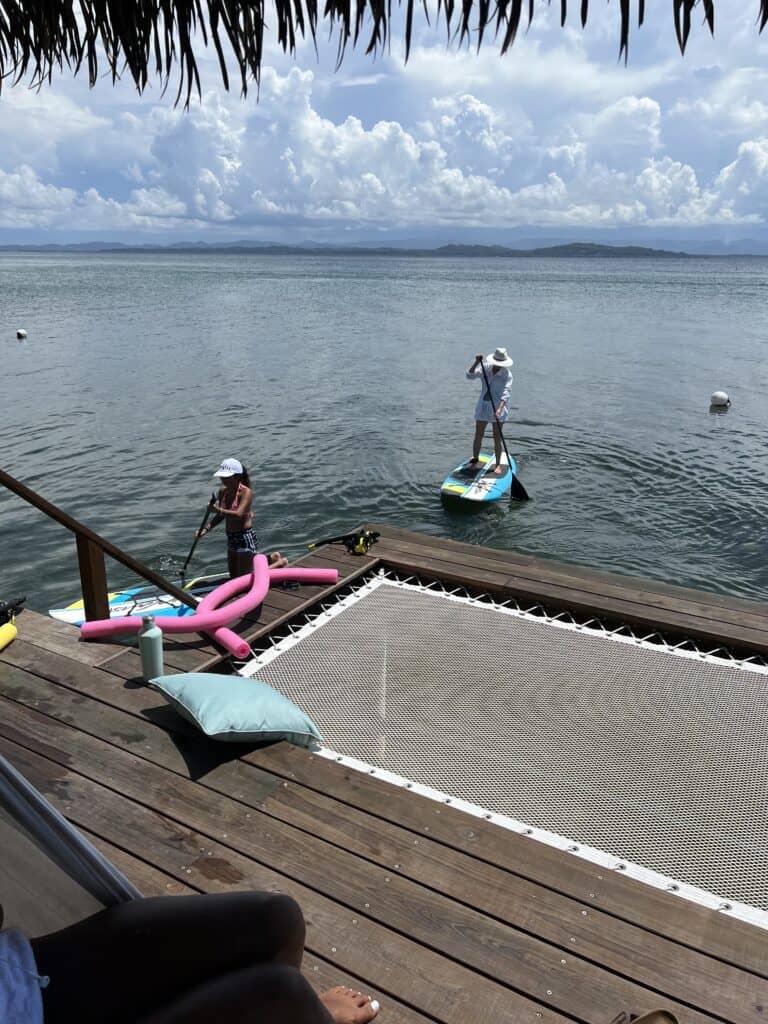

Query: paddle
[[479, 360, 530, 502], [180, 493, 217, 584]]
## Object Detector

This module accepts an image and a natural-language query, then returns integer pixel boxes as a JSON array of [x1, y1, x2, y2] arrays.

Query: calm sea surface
[[1, 252, 767, 612]]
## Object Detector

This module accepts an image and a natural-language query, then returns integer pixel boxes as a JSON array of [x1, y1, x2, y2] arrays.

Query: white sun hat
[[214, 458, 243, 477], [487, 347, 513, 368]]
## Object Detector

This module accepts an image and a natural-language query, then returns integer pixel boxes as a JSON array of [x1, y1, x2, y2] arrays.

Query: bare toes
[[320, 986, 381, 1023]]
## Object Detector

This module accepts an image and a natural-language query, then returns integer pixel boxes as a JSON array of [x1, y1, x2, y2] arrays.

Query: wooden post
[[76, 535, 110, 622]]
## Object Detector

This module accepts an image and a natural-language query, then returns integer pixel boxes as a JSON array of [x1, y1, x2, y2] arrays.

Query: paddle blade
[[510, 472, 530, 502]]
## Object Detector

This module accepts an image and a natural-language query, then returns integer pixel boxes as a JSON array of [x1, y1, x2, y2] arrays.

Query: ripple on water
[[3, 252, 768, 610]]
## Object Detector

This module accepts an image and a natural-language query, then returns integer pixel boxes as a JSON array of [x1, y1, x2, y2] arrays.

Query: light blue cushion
[[150, 673, 323, 748]]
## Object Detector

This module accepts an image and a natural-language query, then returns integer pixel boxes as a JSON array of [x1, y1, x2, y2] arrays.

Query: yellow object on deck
[[0, 620, 17, 652]]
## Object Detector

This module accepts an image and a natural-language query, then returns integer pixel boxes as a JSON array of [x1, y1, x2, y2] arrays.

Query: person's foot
[[492, 465, 505, 476], [468, 458, 481, 468], [320, 986, 380, 1023]]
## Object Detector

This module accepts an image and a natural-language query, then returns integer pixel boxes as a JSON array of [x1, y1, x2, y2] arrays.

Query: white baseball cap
[[214, 458, 243, 477]]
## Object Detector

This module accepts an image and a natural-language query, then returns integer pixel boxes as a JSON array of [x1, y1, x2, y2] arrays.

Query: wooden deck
[[2, 526, 768, 1023]]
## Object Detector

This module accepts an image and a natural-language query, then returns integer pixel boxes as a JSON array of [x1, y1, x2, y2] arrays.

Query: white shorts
[[0, 929, 46, 1024]]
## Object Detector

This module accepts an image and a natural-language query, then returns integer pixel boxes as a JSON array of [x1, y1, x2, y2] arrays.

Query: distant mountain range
[[0, 240, 701, 257]]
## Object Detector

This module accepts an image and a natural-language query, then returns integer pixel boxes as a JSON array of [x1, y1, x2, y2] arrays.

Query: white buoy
[[16, 328, 27, 339], [710, 390, 730, 407]]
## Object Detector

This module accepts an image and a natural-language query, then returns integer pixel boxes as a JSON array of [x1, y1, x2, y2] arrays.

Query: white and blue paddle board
[[441, 452, 516, 502], [48, 573, 228, 627]]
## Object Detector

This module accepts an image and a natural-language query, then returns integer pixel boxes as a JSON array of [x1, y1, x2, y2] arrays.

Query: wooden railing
[[0, 468, 197, 621]]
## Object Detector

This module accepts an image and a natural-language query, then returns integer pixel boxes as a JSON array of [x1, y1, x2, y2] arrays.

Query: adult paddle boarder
[[466, 348, 514, 475], [466, 348, 529, 502]]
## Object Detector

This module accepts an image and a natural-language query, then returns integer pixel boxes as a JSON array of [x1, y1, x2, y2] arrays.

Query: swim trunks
[[226, 530, 258, 554]]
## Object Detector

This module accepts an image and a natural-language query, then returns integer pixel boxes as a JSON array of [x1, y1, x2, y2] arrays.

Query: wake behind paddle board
[[48, 573, 228, 627], [441, 452, 516, 502]]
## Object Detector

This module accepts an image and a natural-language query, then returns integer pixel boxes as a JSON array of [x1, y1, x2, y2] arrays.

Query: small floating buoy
[[710, 390, 730, 408], [16, 328, 27, 339]]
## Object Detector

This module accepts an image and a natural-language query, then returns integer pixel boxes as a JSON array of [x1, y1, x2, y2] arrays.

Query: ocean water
[[1, 251, 767, 612]]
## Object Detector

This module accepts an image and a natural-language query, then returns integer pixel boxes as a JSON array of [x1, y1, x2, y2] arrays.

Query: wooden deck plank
[[0, 734, 573, 1024], [302, 955, 440, 1024], [75, 830, 195, 901], [377, 545, 768, 654], [16, 604, 218, 673], [244, 744, 768, 978], [1, 653, 763, 1023], [371, 526, 768, 648], [0, 697, 723, 1024], [370, 523, 768, 621], [2, 640, 201, 715], [15, 607, 128, 665], [372, 532, 768, 634], [371, 530, 768, 637], [75, 837, 437, 1024], [4, 635, 766, 978], [96, 647, 195, 683]]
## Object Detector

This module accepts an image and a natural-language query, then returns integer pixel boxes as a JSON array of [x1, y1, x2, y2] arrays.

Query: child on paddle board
[[195, 458, 289, 577], [466, 348, 513, 476]]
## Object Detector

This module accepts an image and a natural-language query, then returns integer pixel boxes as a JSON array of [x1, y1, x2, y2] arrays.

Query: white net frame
[[241, 569, 768, 929]]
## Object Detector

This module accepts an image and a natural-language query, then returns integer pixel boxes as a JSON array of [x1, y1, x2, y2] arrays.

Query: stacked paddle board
[[48, 574, 227, 627]]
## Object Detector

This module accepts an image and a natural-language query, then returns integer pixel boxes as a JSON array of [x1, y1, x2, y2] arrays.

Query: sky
[[2, 1, 768, 247]]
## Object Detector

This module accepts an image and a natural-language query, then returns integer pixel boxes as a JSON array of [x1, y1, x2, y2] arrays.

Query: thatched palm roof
[[1, 1, 766, 105]]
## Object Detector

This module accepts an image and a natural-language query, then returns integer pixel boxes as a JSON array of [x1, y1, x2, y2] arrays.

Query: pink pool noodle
[[196, 572, 265, 657], [194, 566, 339, 615], [194, 566, 338, 657], [81, 554, 270, 642], [268, 567, 339, 587], [79, 560, 338, 659], [195, 572, 255, 615], [208, 626, 251, 659]]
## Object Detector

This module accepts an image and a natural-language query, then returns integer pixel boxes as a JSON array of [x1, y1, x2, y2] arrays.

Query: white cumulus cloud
[[1, 0, 768, 239]]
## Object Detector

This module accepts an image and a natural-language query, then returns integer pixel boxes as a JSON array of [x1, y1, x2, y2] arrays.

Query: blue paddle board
[[48, 573, 228, 626], [441, 452, 516, 502]]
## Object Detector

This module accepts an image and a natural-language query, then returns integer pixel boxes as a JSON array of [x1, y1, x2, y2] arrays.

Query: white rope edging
[[311, 746, 768, 931], [243, 569, 768, 677]]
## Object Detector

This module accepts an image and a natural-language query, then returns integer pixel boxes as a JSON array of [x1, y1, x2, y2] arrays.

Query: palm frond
[[0, 1, 764, 107]]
